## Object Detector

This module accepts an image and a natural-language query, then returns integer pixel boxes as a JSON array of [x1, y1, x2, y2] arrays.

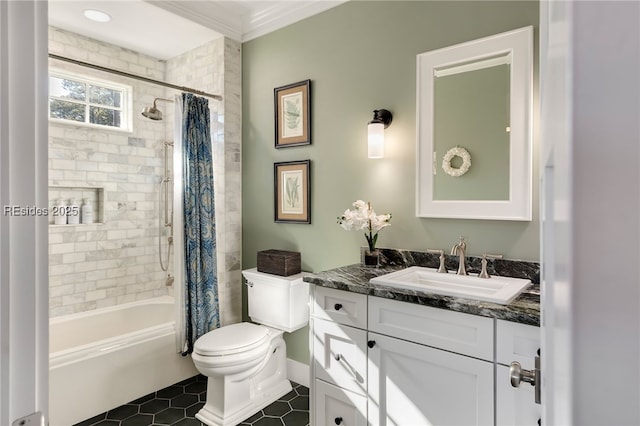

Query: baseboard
[[287, 358, 309, 387]]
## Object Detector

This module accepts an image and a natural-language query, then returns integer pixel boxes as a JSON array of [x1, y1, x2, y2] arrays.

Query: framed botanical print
[[274, 79, 311, 148], [274, 160, 311, 223]]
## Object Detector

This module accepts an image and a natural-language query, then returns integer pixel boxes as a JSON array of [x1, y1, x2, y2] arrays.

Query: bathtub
[[49, 296, 197, 426]]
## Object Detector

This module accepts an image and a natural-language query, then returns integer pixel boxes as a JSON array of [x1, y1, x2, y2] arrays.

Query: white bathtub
[[49, 296, 198, 426]]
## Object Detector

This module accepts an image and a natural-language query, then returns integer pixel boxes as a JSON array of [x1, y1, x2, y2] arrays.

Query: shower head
[[141, 98, 173, 121]]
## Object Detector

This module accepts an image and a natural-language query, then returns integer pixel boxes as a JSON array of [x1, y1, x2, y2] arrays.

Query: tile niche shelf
[[48, 185, 105, 226]]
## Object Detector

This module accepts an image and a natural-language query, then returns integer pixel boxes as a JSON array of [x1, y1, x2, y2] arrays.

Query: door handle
[[509, 350, 541, 404]]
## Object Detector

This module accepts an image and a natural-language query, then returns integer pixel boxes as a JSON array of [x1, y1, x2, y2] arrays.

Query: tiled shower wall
[[48, 27, 242, 323]]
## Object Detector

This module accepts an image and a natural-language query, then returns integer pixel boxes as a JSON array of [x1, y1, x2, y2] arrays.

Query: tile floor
[[74, 375, 309, 426]]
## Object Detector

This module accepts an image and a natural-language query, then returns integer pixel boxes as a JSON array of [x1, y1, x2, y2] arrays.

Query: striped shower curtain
[[181, 93, 219, 355]]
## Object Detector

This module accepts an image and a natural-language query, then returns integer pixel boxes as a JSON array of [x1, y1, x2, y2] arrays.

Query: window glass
[[49, 70, 131, 131]]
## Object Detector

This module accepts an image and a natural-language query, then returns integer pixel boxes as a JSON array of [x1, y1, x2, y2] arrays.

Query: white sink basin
[[370, 266, 531, 305]]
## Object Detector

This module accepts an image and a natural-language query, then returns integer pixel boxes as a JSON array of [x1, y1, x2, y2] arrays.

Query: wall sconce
[[368, 109, 393, 159]]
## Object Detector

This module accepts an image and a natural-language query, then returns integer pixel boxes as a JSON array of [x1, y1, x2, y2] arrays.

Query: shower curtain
[[179, 93, 219, 354]]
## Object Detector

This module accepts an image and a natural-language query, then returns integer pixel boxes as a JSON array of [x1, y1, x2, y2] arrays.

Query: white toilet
[[191, 268, 309, 426]]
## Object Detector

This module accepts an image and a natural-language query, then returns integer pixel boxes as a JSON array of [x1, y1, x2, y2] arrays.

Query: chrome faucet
[[450, 236, 468, 276]]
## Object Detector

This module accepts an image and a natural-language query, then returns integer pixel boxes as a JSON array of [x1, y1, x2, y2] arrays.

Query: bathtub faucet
[[166, 274, 174, 287]]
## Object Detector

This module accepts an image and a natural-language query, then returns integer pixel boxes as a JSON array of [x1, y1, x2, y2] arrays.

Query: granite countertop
[[303, 248, 541, 327]]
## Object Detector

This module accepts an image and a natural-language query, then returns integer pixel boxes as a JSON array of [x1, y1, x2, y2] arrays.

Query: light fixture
[[83, 9, 111, 23], [368, 109, 392, 159]]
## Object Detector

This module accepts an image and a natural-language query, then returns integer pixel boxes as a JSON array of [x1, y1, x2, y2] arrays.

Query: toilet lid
[[194, 322, 270, 356]]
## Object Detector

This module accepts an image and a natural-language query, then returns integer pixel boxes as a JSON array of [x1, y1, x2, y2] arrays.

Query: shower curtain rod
[[48, 53, 223, 101]]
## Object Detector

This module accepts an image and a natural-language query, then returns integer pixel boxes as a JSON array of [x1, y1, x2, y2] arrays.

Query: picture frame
[[274, 160, 311, 224], [274, 79, 311, 148]]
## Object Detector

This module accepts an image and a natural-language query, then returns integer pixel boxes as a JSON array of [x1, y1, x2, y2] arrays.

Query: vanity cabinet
[[496, 320, 541, 425], [310, 286, 540, 426]]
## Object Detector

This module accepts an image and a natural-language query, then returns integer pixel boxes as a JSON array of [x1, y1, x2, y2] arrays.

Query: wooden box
[[257, 249, 301, 277]]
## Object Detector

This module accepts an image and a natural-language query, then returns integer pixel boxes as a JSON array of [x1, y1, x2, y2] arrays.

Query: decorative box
[[257, 249, 301, 277]]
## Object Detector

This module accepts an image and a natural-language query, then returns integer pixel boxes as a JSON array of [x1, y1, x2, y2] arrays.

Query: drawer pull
[[334, 303, 343, 311], [334, 417, 343, 425], [367, 340, 376, 348], [334, 353, 341, 361]]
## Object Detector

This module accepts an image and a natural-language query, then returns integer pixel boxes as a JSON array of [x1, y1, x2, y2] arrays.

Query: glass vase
[[363, 249, 380, 267]]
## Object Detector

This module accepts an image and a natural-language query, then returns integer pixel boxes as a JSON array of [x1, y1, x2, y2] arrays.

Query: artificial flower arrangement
[[337, 200, 392, 256]]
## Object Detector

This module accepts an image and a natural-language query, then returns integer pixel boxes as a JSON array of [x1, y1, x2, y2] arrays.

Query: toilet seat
[[194, 322, 270, 357]]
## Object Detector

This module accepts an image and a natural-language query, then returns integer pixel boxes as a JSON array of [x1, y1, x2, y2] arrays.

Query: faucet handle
[[479, 253, 503, 279], [427, 249, 447, 273]]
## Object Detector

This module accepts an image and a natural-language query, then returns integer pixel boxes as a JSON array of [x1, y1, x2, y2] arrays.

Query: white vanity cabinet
[[367, 297, 494, 426], [310, 286, 540, 426], [496, 320, 541, 426], [311, 287, 369, 425]]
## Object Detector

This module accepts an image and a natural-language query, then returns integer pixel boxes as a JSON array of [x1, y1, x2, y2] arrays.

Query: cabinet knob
[[334, 303, 343, 311], [367, 340, 376, 348], [334, 417, 343, 425], [538, 419, 541, 426]]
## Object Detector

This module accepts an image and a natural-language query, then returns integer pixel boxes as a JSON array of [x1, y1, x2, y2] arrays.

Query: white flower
[[337, 200, 392, 252]]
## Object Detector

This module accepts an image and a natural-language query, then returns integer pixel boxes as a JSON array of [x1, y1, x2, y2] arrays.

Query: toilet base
[[194, 329, 292, 426], [195, 378, 291, 426]]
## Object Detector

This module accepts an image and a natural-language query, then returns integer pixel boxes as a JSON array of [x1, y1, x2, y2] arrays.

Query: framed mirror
[[416, 26, 533, 220]]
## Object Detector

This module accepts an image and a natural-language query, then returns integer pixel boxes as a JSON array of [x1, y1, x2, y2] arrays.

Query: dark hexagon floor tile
[[121, 413, 154, 426], [241, 410, 264, 424], [92, 421, 120, 426], [253, 416, 284, 426], [156, 385, 184, 399], [140, 398, 170, 414], [185, 401, 204, 418], [153, 407, 185, 425], [106, 404, 139, 420], [171, 418, 204, 426], [282, 410, 309, 426], [263, 401, 292, 417], [294, 386, 308, 396], [277, 390, 297, 402], [184, 381, 206, 395], [171, 393, 199, 408], [289, 395, 309, 411], [175, 376, 198, 386]]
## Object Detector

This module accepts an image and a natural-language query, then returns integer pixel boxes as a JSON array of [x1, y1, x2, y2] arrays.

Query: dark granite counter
[[303, 248, 541, 327]]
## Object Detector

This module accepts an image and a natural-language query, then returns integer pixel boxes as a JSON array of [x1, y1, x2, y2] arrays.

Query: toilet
[[191, 268, 309, 426]]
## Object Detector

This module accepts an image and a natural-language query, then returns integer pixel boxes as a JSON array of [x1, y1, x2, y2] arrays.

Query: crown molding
[[148, 0, 346, 42]]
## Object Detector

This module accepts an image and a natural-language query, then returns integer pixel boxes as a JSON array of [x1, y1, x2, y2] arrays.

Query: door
[[540, 1, 640, 425], [367, 332, 493, 426], [0, 1, 49, 425]]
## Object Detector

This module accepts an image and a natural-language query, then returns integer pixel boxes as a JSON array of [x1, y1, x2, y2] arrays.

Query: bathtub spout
[[166, 275, 174, 287]]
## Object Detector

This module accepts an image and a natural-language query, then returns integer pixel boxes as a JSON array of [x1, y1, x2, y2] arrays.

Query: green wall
[[242, 0, 539, 364]]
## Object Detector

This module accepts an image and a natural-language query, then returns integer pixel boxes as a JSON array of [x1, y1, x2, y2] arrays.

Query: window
[[49, 70, 132, 131]]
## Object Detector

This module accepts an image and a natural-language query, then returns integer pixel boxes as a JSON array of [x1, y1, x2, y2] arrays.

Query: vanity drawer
[[312, 318, 367, 395], [496, 319, 540, 369], [314, 379, 367, 426], [368, 296, 494, 360], [312, 286, 367, 329]]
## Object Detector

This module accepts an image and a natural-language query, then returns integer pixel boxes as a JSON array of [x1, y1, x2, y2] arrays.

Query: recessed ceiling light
[[83, 9, 111, 23]]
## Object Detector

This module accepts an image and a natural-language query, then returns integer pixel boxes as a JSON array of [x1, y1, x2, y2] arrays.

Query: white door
[[0, 1, 49, 425], [367, 332, 493, 426], [540, 1, 640, 425]]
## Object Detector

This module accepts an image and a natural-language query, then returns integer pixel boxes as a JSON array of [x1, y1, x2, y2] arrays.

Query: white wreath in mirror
[[442, 146, 471, 177]]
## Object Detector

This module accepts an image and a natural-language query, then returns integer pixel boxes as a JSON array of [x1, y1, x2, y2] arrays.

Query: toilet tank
[[242, 268, 309, 333]]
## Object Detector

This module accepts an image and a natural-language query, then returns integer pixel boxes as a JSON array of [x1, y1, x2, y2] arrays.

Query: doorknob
[[509, 350, 541, 404]]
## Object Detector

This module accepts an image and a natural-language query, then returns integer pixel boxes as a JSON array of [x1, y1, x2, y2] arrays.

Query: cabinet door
[[315, 379, 367, 426], [496, 365, 540, 425], [367, 332, 493, 426], [313, 318, 368, 395]]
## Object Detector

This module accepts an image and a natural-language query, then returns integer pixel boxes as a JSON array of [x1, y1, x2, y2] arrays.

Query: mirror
[[416, 26, 533, 220]]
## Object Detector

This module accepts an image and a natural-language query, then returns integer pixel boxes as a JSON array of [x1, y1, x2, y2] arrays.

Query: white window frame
[[48, 68, 133, 132]]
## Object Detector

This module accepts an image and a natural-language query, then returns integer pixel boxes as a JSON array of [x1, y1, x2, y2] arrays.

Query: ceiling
[[48, 0, 346, 60]]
